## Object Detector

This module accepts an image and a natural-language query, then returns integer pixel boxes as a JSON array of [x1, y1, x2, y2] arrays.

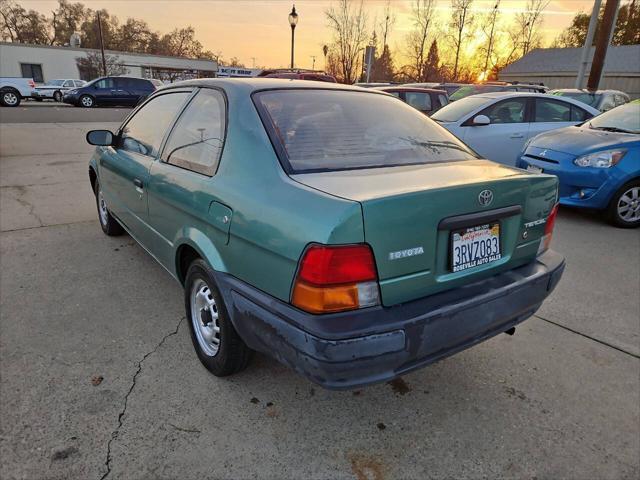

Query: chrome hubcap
[[617, 186, 640, 222], [190, 279, 220, 356], [81, 97, 92, 107], [3, 92, 18, 105], [98, 189, 109, 225]]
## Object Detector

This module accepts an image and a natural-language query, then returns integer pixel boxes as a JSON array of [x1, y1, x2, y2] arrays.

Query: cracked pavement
[[1, 110, 639, 479]]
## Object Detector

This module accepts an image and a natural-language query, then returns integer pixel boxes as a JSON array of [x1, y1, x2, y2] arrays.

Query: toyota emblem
[[478, 190, 494, 206]]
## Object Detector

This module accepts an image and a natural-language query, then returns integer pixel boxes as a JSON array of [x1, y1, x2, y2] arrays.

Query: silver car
[[33, 79, 86, 102]]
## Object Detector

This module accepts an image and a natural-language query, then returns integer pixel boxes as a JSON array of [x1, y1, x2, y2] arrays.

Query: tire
[[1, 89, 21, 107], [605, 180, 640, 228], [79, 94, 95, 108], [94, 179, 124, 236], [53, 91, 63, 102], [185, 259, 252, 376]]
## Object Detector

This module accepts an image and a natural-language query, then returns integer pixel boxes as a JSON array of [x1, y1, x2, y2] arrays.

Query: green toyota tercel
[[86, 79, 565, 389]]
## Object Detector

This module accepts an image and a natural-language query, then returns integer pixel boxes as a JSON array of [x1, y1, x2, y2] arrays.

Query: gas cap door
[[208, 201, 232, 245]]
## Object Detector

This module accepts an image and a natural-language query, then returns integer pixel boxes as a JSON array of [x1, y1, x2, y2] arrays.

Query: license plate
[[527, 165, 543, 174], [450, 222, 501, 272]]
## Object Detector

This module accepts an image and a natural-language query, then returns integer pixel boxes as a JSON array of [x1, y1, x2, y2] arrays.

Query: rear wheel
[[185, 259, 252, 376], [53, 91, 63, 102], [94, 179, 124, 236], [80, 94, 95, 108], [1, 89, 20, 107], [606, 180, 640, 228]]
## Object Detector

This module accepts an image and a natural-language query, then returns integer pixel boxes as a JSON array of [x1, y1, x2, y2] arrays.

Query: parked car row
[[33, 79, 86, 102]]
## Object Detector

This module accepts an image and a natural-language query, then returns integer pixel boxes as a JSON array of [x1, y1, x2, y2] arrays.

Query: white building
[[0, 42, 217, 83], [499, 45, 640, 99]]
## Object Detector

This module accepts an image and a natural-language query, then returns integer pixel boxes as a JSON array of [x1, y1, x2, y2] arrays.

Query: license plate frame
[[450, 222, 502, 273]]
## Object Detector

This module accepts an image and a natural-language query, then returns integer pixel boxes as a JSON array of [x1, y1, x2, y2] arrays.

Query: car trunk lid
[[292, 160, 558, 306]]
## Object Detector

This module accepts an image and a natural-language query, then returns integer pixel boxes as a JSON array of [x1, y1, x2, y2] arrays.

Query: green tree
[[423, 39, 440, 81], [0, 0, 50, 44], [50, 0, 88, 46], [554, 0, 640, 47], [371, 44, 395, 82]]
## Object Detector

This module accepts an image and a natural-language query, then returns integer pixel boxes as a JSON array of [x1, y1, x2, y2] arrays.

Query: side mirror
[[472, 115, 490, 126], [86, 130, 114, 146]]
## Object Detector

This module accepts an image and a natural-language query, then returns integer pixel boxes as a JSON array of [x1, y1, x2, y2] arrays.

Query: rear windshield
[[254, 89, 477, 173], [554, 91, 601, 107]]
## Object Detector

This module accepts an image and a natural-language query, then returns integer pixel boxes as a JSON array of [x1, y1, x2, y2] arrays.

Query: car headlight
[[573, 149, 626, 168]]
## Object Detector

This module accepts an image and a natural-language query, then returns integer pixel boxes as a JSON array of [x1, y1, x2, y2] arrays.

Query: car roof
[[374, 86, 447, 94], [552, 88, 623, 94], [461, 91, 601, 113], [160, 77, 386, 95]]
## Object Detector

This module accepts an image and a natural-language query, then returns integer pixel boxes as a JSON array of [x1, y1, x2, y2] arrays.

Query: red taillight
[[297, 244, 377, 285], [28, 79, 35, 88], [545, 203, 559, 236], [539, 203, 559, 255], [292, 244, 379, 314]]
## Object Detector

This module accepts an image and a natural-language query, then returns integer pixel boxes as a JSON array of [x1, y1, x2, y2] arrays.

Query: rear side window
[[162, 89, 226, 176], [120, 92, 190, 156], [534, 98, 572, 122], [438, 94, 448, 107], [405, 92, 432, 111], [254, 89, 477, 173], [95, 78, 115, 89]]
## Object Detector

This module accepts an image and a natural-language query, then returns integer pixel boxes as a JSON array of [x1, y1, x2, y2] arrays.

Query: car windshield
[[255, 89, 478, 173], [554, 91, 601, 107], [47, 79, 65, 86], [449, 85, 503, 101], [431, 96, 489, 122], [586, 103, 640, 134]]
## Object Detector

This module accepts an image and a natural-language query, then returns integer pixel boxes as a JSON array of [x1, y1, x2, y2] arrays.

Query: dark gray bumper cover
[[217, 250, 565, 389]]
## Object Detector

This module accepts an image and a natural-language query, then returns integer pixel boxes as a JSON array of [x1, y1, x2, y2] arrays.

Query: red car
[[373, 86, 449, 116]]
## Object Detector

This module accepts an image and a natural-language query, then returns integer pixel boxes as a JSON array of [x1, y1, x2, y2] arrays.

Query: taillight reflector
[[538, 203, 559, 255], [292, 244, 380, 314]]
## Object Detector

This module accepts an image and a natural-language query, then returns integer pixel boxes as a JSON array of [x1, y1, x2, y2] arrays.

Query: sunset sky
[[18, 0, 596, 68]]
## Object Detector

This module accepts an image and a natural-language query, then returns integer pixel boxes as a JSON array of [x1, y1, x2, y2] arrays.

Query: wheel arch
[[174, 230, 227, 286], [88, 165, 97, 194]]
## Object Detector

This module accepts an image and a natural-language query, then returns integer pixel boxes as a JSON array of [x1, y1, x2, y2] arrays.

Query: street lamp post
[[288, 5, 298, 69]]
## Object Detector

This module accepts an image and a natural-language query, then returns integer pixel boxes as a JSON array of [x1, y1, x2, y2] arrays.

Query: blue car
[[518, 102, 640, 227]]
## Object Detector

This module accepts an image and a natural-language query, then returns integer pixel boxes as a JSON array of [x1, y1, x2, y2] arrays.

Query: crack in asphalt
[[535, 314, 640, 359], [99, 316, 185, 480]]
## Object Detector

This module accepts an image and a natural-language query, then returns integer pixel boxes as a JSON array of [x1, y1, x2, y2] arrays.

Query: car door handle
[[510, 133, 524, 138], [133, 178, 143, 189]]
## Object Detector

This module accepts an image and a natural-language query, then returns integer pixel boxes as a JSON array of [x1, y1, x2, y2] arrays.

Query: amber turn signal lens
[[291, 281, 359, 314]]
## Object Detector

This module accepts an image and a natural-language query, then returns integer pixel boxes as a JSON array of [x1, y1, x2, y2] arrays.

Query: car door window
[[480, 99, 527, 124], [120, 92, 190, 157], [162, 89, 226, 176], [386, 91, 400, 97], [438, 94, 448, 107], [405, 92, 432, 111], [63, 80, 73, 87], [534, 98, 572, 122], [95, 78, 115, 89]]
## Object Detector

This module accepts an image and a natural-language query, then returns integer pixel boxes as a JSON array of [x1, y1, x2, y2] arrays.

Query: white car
[[0, 77, 36, 106], [33, 79, 86, 102], [431, 92, 601, 165]]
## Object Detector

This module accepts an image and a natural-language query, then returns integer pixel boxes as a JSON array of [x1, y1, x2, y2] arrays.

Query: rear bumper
[[217, 250, 565, 390]]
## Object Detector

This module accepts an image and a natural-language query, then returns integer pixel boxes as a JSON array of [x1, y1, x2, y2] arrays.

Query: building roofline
[[0, 41, 217, 64]]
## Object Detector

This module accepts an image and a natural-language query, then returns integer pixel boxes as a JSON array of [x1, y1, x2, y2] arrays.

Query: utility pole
[[587, 0, 619, 90], [97, 12, 107, 76], [483, 1, 500, 78], [576, 0, 602, 88]]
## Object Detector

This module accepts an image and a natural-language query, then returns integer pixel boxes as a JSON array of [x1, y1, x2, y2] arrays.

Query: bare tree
[[325, 0, 368, 84], [449, 0, 474, 80], [378, 0, 395, 49], [405, 0, 436, 81], [516, 0, 550, 56]]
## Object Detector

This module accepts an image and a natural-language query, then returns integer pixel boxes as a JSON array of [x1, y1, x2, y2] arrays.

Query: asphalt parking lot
[[1, 106, 639, 480]]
